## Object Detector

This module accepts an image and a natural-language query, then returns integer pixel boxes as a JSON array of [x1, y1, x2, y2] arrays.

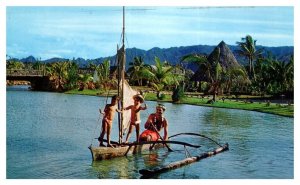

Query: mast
[[119, 6, 126, 144], [117, 44, 121, 144]]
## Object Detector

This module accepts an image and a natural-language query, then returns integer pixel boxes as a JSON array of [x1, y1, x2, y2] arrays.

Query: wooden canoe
[[88, 143, 165, 161], [88, 140, 201, 161]]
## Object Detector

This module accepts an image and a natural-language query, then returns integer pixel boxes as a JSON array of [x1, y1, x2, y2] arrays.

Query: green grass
[[64, 89, 293, 118], [181, 96, 294, 117], [65, 89, 118, 96]]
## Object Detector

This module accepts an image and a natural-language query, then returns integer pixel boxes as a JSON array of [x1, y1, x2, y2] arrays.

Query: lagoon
[[6, 86, 293, 179]]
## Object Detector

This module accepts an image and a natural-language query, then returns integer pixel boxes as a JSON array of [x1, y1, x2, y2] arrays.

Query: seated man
[[139, 104, 168, 141]]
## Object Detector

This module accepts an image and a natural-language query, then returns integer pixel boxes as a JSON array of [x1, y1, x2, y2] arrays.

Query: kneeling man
[[139, 104, 168, 141]]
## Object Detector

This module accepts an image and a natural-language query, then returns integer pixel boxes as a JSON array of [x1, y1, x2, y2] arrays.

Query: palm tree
[[254, 55, 274, 95], [144, 57, 179, 98], [254, 54, 293, 96], [87, 61, 97, 71], [236, 35, 263, 80], [65, 61, 79, 90], [6, 60, 25, 70], [95, 59, 116, 91], [222, 67, 250, 95], [46, 61, 68, 91], [207, 48, 223, 101], [268, 57, 294, 94], [127, 56, 148, 86], [182, 49, 222, 101]]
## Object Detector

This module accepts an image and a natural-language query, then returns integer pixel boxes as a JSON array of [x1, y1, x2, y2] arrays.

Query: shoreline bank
[[64, 89, 294, 118]]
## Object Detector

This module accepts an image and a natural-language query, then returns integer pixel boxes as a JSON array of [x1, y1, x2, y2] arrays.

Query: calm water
[[6, 86, 294, 179]]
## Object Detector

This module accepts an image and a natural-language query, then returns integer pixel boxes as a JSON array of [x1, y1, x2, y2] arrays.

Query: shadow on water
[[6, 85, 30, 91]]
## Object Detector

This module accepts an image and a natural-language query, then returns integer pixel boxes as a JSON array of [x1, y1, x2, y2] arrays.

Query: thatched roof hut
[[191, 41, 241, 82]]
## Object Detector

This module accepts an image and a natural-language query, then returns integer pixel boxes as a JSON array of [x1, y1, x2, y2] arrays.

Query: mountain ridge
[[12, 44, 294, 71]]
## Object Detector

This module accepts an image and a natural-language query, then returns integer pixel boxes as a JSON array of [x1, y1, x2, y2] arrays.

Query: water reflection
[[6, 85, 30, 91], [90, 149, 171, 179], [143, 152, 159, 167], [91, 157, 130, 179]]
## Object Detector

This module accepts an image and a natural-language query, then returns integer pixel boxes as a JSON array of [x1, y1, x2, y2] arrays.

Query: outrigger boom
[[95, 138, 201, 148]]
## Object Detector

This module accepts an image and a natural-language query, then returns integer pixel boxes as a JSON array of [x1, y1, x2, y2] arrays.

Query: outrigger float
[[139, 143, 229, 178]]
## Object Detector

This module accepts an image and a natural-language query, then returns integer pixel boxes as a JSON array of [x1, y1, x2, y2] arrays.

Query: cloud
[[6, 6, 294, 59]]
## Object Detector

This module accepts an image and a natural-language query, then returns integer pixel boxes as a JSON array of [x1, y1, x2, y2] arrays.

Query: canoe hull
[[89, 143, 164, 161]]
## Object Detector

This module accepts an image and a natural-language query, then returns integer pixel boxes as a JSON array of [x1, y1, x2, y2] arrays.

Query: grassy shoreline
[[65, 89, 294, 118]]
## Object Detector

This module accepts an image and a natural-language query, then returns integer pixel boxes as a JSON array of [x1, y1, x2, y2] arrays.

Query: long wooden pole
[[139, 143, 229, 178], [149, 122, 173, 152], [120, 6, 126, 143], [117, 44, 122, 144]]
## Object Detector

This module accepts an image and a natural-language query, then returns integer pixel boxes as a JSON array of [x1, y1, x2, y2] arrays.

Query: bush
[[158, 93, 166, 100], [172, 86, 184, 102]]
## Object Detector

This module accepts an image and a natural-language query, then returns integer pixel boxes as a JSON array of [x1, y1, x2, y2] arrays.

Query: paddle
[[148, 121, 173, 152]]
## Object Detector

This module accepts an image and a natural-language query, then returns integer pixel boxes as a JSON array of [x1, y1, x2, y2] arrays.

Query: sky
[[6, 6, 294, 60]]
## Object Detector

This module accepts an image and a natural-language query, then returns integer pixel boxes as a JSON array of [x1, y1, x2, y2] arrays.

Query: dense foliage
[[6, 35, 294, 101]]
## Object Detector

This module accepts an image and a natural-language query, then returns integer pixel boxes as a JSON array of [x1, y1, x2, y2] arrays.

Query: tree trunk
[[249, 58, 252, 77], [156, 91, 161, 99], [213, 92, 216, 102]]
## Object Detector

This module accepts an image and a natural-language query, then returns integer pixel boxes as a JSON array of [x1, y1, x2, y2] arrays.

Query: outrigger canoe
[[88, 8, 229, 165], [88, 139, 201, 161]]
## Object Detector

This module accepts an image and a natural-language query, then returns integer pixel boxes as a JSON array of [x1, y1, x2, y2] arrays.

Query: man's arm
[[163, 120, 168, 140]]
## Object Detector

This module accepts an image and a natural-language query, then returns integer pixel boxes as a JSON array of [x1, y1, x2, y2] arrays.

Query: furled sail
[[120, 79, 138, 134]]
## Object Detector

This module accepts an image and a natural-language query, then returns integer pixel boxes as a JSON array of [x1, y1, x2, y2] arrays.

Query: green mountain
[[94, 44, 293, 70], [14, 44, 293, 72]]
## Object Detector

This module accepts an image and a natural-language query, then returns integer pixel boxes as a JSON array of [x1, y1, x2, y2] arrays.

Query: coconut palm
[[254, 54, 293, 96], [236, 35, 263, 80], [95, 59, 116, 91], [6, 60, 24, 70], [46, 61, 68, 91], [65, 61, 79, 90], [182, 48, 222, 101], [87, 61, 97, 71], [222, 67, 250, 95], [127, 56, 148, 86], [268, 57, 294, 94], [144, 57, 179, 98], [254, 55, 274, 95]]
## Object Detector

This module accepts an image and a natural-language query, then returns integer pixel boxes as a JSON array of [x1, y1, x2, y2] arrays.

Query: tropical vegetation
[[6, 35, 294, 116]]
